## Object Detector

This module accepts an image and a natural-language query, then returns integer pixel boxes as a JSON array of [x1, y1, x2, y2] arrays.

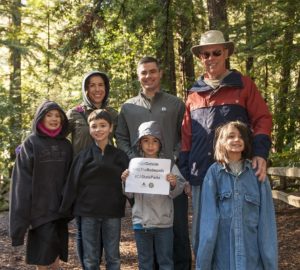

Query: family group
[[9, 30, 277, 270]]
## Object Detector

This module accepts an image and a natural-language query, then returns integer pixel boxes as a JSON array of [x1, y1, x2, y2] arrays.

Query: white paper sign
[[125, 157, 171, 195]]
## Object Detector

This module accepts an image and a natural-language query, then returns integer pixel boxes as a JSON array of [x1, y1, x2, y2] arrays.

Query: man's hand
[[252, 156, 267, 182], [184, 182, 192, 197]]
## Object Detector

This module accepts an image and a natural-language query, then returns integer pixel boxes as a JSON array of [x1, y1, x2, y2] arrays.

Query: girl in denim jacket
[[196, 121, 277, 270]]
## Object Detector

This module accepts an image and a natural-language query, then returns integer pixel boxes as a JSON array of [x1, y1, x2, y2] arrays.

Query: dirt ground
[[0, 199, 299, 269]]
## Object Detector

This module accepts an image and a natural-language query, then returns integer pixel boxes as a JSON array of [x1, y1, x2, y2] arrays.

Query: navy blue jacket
[[60, 143, 129, 218], [180, 71, 272, 186]]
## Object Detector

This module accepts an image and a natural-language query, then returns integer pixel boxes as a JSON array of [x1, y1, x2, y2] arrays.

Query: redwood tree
[[9, 0, 22, 168]]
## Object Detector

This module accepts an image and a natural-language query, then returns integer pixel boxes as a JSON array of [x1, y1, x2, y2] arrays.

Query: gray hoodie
[[125, 121, 186, 228], [81, 70, 110, 109]]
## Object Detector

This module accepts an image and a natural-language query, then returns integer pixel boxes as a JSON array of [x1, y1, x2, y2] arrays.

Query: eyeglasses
[[200, 50, 222, 59]]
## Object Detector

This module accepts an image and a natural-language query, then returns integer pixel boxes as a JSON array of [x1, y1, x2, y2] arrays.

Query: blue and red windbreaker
[[179, 70, 272, 186]]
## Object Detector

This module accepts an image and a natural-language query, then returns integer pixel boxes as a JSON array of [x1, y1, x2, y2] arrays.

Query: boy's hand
[[121, 169, 129, 182], [166, 173, 177, 188]]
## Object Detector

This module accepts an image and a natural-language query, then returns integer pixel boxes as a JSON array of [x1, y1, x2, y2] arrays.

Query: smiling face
[[224, 126, 245, 160], [137, 62, 162, 97], [89, 118, 113, 145], [140, 135, 161, 158], [199, 44, 228, 79], [87, 75, 106, 108], [42, 109, 62, 130]]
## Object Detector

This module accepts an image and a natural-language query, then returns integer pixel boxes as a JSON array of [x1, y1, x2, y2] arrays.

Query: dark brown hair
[[84, 73, 107, 91], [87, 109, 112, 126], [137, 56, 160, 70]]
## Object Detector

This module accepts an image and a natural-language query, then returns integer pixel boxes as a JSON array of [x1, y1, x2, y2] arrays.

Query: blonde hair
[[214, 121, 252, 164]]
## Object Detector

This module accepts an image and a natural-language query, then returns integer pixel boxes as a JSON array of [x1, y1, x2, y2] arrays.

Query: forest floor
[[0, 198, 299, 269]]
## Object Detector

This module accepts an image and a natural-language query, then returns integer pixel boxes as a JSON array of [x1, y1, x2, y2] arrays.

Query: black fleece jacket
[[9, 101, 73, 246], [60, 143, 129, 218]]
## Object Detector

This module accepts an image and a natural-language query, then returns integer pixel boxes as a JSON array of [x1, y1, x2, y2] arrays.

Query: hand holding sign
[[124, 158, 171, 195]]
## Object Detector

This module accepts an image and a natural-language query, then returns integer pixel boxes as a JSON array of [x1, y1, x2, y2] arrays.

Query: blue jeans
[[81, 216, 121, 270], [191, 185, 201, 256], [75, 217, 84, 266], [75, 217, 103, 266], [135, 227, 174, 270]]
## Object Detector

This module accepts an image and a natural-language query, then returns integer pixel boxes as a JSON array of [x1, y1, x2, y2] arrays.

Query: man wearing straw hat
[[179, 30, 272, 255]]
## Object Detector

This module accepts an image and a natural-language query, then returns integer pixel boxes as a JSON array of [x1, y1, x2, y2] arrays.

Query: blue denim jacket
[[196, 160, 278, 270]]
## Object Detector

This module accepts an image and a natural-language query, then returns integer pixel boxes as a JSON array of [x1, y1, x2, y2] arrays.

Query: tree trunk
[[274, 0, 295, 152], [9, 0, 22, 168], [156, 0, 177, 95], [206, 0, 230, 68], [245, 4, 254, 75], [207, 0, 228, 33], [286, 67, 300, 149], [177, 0, 195, 99], [264, 61, 269, 101]]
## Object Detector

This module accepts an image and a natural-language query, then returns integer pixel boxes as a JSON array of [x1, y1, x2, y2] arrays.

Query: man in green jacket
[[116, 56, 192, 270]]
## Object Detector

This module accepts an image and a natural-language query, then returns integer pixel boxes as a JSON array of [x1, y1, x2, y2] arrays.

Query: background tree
[[175, 0, 198, 98], [0, 0, 300, 209], [245, 3, 254, 75], [207, 0, 229, 32], [155, 0, 176, 94], [207, 0, 230, 68], [274, 0, 297, 153], [8, 0, 22, 173]]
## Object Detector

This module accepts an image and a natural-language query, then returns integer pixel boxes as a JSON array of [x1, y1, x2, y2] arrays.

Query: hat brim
[[191, 42, 234, 58]]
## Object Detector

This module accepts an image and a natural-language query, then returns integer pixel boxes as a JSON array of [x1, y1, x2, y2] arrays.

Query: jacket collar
[[139, 89, 166, 99], [190, 70, 244, 93], [219, 159, 252, 173]]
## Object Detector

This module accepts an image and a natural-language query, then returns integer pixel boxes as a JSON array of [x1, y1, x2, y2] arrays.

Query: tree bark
[[207, 0, 228, 33], [177, 0, 195, 99], [245, 4, 254, 75], [286, 67, 300, 149], [274, 1, 295, 152], [156, 0, 177, 95], [9, 0, 22, 166], [206, 0, 230, 68]]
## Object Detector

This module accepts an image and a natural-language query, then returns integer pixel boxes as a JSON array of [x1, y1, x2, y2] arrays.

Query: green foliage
[[228, 0, 300, 156], [270, 148, 300, 167], [0, 0, 300, 208], [0, 85, 18, 185]]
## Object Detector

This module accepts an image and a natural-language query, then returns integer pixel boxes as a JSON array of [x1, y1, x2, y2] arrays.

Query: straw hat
[[191, 30, 234, 57]]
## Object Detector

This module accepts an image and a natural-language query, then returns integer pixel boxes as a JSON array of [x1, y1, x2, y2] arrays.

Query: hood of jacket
[[32, 100, 69, 138], [82, 70, 110, 109], [136, 121, 165, 157]]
